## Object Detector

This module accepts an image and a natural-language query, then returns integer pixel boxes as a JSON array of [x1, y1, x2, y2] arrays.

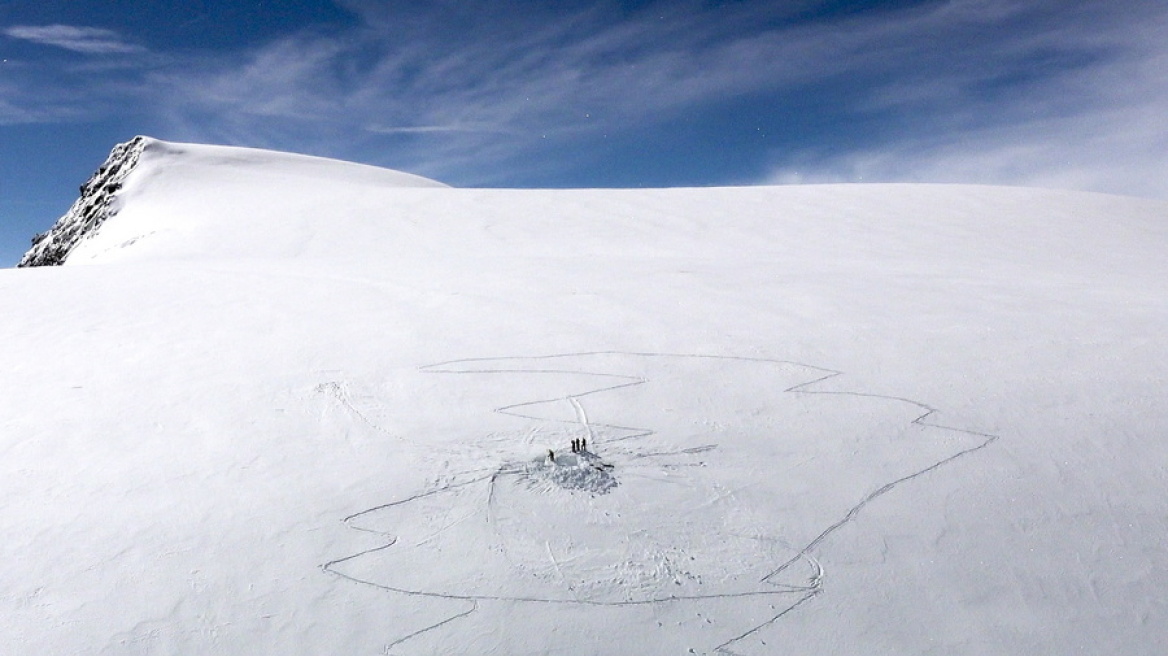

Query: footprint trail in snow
[[320, 352, 998, 655]]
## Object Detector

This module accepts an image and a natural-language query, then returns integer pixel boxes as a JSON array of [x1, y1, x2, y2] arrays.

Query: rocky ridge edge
[[19, 136, 149, 267]]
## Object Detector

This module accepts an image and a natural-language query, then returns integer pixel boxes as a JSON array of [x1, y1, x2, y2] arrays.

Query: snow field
[[2, 139, 1167, 654]]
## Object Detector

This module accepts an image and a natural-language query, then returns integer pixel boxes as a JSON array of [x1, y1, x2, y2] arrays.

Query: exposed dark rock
[[18, 136, 150, 267]]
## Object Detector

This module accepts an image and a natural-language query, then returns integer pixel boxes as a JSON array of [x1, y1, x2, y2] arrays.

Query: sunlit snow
[[2, 138, 1166, 654]]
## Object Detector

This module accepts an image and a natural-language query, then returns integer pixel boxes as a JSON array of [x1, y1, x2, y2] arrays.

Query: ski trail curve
[[321, 351, 1000, 653]]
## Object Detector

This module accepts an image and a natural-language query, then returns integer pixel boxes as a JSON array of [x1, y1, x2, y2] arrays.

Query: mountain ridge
[[18, 136, 448, 267], [19, 136, 149, 267]]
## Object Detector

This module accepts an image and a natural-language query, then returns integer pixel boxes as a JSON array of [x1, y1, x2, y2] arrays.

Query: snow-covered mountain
[[18, 136, 446, 268], [18, 136, 150, 267], [3, 138, 1166, 655]]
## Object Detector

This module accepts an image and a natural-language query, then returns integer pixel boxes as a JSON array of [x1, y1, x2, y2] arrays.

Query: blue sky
[[2, 0, 1166, 265]]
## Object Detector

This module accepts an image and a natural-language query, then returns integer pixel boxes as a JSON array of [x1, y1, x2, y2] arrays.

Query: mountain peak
[[18, 137, 446, 267], [18, 136, 151, 267]]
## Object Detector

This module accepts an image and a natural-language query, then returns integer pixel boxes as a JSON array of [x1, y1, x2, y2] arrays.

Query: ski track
[[320, 351, 1000, 654]]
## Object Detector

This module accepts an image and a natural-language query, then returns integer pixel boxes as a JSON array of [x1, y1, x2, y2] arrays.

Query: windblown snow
[[2, 138, 1166, 655]]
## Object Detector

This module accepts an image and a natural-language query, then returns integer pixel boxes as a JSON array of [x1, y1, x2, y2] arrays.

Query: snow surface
[[2, 139, 1167, 655], [18, 136, 150, 267]]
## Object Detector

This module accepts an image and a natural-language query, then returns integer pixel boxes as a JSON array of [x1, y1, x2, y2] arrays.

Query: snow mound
[[522, 450, 618, 494]]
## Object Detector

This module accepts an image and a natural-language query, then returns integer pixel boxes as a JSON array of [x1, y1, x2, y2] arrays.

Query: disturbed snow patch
[[519, 450, 617, 495]]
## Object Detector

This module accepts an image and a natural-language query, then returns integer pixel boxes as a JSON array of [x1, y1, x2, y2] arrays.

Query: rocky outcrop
[[18, 136, 149, 267]]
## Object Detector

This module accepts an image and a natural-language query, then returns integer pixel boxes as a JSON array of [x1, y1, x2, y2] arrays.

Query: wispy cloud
[[3, 24, 145, 55], [764, 1, 1168, 198], [366, 123, 516, 135], [4, 1, 1168, 195], [141, 3, 912, 181]]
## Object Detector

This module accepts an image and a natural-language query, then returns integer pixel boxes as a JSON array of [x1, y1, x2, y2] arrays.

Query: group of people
[[546, 437, 590, 464]]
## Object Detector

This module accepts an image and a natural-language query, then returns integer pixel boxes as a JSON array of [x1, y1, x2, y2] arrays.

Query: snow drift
[[2, 138, 1166, 655]]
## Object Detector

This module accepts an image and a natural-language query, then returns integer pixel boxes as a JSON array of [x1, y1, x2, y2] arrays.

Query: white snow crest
[[18, 136, 150, 267]]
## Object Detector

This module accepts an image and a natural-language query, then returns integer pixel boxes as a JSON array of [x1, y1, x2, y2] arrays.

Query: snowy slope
[[18, 137, 150, 267], [2, 139, 1167, 655]]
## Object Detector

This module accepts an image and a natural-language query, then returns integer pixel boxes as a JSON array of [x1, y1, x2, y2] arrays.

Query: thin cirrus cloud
[[4, 1, 1168, 195], [142, 0, 1168, 194], [763, 2, 1168, 198], [0, 23, 149, 127], [3, 24, 145, 55], [766, 91, 1168, 198], [144, 4, 911, 180], [366, 124, 517, 135]]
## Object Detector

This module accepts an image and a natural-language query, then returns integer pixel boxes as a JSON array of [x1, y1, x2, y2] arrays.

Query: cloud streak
[[4, 1, 1168, 196], [139, 3, 931, 180], [366, 124, 516, 135], [764, 1, 1168, 198], [3, 25, 145, 55]]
